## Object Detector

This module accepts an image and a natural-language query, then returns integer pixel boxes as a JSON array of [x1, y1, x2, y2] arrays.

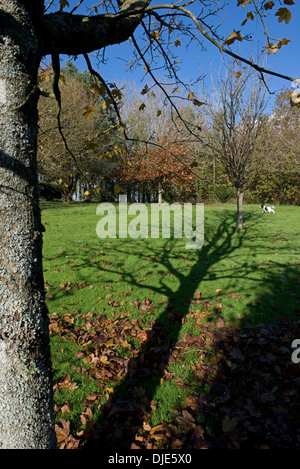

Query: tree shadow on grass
[[192, 257, 300, 449], [48, 204, 300, 450], [80, 208, 300, 450]]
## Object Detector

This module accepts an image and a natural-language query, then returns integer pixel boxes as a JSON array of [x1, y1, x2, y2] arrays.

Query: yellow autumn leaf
[[114, 144, 126, 154], [121, 340, 132, 349], [99, 355, 110, 365], [151, 30, 160, 40], [223, 30, 244, 46], [150, 424, 164, 434], [83, 105, 95, 118], [267, 42, 280, 54], [58, 72, 65, 85], [105, 338, 114, 347], [267, 38, 291, 54], [241, 10, 254, 25], [84, 191, 90, 196]]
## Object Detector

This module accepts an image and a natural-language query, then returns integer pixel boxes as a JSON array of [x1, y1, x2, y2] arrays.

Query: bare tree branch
[[146, 3, 297, 83]]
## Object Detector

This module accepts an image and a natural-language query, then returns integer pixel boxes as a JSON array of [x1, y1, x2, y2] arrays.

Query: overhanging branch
[[38, 0, 150, 56]]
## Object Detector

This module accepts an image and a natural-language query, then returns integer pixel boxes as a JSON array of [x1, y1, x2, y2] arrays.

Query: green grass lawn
[[41, 201, 300, 449]]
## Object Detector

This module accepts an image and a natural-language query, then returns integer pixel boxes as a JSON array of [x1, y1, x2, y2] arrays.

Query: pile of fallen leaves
[[51, 296, 300, 450]]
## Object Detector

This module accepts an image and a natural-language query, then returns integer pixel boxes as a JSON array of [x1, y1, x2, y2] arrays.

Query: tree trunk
[[237, 188, 244, 230], [158, 180, 164, 205], [0, 1, 56, 448]]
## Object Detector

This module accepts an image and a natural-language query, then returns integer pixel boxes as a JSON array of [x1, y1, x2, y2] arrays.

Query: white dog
[[261, 204, 275, 214]]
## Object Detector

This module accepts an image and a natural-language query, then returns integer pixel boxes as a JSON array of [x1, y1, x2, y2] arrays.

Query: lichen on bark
[[0, 0, 56, 449]]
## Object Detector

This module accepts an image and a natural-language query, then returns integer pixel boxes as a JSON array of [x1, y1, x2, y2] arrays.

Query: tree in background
[[271, 90, 300, 179], [117, 142, 196, 203], [38, 64, 122, 202], [117, 81, 203, 202], [204, 64, 268, 229], [247, 89, 300, 205]]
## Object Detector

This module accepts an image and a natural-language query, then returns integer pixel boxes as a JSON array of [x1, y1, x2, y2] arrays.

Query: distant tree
[[249, 90, 300, 204], [117, 142, 196, 203], [268, 90, 300, 176], [115, 81, 203, 202], [38, 66, 122, 201], [204, 64, 268, 229]]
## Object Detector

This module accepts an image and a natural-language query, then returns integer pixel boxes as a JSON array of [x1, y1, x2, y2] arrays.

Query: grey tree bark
[[237, 188, 244, 230], [0, 0, 56, 448], [0, 0, 150, 449], [158, 180, 164, 205]]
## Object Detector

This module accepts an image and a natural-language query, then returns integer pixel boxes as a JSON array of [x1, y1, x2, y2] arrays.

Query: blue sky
[[49, 1, 300, 111]]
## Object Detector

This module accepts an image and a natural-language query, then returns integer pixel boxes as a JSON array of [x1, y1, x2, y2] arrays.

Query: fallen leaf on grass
[[93, 330, 108, 344], [99, 355, 110, 365], [55, 419, 70, 446], [150, 424, 164, 434], [55, 419, 80, 449], [61, 404, 71, 414], [222, 415, 238, 432], [58, 375, 78, 391], [230, 348, 245, 361]]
